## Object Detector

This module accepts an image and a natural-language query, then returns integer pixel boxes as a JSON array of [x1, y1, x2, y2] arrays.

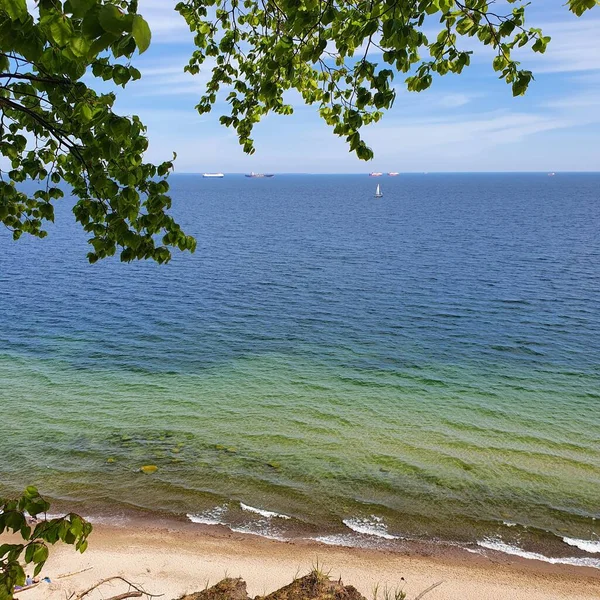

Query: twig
[[413, 581, 443, 600], [0, 73, 70, 85], [13, 583, 40, 595], [58, 566, 94, 579], [105, 593, 143, 600]]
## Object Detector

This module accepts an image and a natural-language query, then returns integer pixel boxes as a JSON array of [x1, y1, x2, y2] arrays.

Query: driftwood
[[413, 581, 443, 600], [13, 583, 40, 595], [58, 567, 94, 579], [104, 592, 143, 600], [73, 576, 163, 600]]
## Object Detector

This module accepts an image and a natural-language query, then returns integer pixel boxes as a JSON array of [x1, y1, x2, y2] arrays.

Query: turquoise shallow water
[[1, 174, 599, 563]]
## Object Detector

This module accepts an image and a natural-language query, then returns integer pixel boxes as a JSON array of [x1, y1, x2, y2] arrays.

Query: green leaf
[[98, 4, 126, 35], [70, 36, 91, 57], [82, 8, 105, 38], [512, 70, 533, 96], [132, 15, 151, 53], [493, 55, 507, 71], [2, 0, 28, 21], [88, 32, 119, 57], [70, 516, 83, 537], [24, 544, 35, 563], [49, 15, 73, 46], [69, 0, 96, 18]]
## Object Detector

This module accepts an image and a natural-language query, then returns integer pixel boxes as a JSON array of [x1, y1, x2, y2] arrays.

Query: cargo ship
[[388, 172, 399, 176], [203, 173, 224, 178], [245, 172, 274, 178], [369, 172, 383, 177]]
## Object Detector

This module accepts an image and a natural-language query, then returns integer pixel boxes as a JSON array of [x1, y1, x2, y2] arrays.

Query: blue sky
[[111, 1, 599, 173]]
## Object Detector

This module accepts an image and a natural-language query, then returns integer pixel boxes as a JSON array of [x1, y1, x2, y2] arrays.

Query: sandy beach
[[8, 521, 599, 600]]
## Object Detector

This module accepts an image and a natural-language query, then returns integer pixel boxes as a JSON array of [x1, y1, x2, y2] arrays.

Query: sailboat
[[375, 184, 383, 198]]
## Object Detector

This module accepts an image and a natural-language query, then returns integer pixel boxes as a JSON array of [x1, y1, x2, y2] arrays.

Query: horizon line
[[172, 170, 600, 175]]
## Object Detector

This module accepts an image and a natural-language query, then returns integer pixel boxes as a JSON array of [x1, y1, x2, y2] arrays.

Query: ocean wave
[[462, 547, 485, 556], [563, 537, 600, 554], [187, 505, 228, 526], [40, 513, 64, 520], [82, 514, 128, 526], [342, 516, 399, 540], [187, 505, 287, 541], [26, 512, 128, 527], [314, 534, 365, 548], [230, 523, 287, 541], [240, 502, 290, 519], [478, 539, 600, 569]]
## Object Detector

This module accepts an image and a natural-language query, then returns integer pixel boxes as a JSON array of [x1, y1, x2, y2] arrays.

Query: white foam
[[342, 516, 399, 540], [502, 521, 518, 527], [478, 539, 600, 569], [187, 505, 228, 526], [240, 502, 290, 520], [230, 523, 287, 541], [82, 515, 127, 526], [563, 537, 600, 554], [315, 535, 364, 548], [463, 547, 485, 556], [187, 506, 287, 541]]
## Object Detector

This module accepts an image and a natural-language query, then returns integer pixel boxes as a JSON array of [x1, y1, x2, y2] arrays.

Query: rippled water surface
[[1, 174, 599, 562]]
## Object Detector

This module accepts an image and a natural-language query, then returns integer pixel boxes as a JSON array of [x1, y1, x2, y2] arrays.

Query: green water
[[2, 351, 598, 549]]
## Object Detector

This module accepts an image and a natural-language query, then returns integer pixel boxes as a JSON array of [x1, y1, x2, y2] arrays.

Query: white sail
[[375, 184, 382, 197]]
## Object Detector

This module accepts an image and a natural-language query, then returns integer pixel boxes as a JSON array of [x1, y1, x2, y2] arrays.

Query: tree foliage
[[177, 0, 598, 160], [0, 487, 92, 600], [1, 0, 598, 260], [0, 0, 195, 263]]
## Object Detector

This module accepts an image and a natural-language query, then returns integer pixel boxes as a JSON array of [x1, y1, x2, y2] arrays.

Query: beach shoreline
[[39, 500, 600, 569], [7, 519, 600, 600]]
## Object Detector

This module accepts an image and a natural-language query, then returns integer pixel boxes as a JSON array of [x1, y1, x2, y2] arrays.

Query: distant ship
[[548, 172, 556, 176], [245, 172, 274, 178], [369, 172, 383, 177], [203, 173, 224, 178], [387, 172, 399, 176]]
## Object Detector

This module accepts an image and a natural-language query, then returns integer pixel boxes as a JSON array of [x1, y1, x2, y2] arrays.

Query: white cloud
[[139, 0, 192, 44], [122, 56, 216, 97], [516, 19, 600, 74], [341, 111, 570, 164], [543, 91, 600, 110], [436, 93, 476, 108]]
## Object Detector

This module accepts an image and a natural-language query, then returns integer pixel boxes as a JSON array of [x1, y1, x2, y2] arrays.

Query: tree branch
[[75, 577, 163, 600], [0, 73, 70, 85], [413, 581, 443, 600]]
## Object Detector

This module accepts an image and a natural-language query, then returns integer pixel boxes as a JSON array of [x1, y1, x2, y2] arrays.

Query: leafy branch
[[0, 487, 93, 600], [176, 0, 598, 161], [0, 0, 195, 263]]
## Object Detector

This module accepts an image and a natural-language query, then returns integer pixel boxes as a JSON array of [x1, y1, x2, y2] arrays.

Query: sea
[[1, 173, 599, 567]]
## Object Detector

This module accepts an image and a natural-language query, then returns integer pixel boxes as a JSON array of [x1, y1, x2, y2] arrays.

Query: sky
[[98, 2, 600, 172]]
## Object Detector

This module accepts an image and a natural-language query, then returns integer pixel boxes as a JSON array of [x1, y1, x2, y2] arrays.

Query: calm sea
[[1, 174, 599, 566]]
